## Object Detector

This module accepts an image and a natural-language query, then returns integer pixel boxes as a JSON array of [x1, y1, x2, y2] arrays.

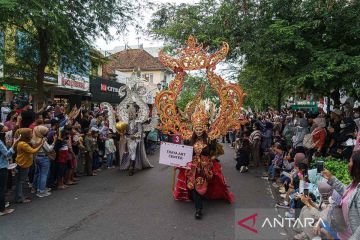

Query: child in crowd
[[264, 142, 285, 181], [54, 129, 71, 189], [105, 132, 116, 169]]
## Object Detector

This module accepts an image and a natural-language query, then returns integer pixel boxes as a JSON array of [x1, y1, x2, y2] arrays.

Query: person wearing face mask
[[0, 124, 20, 216], [322, 151, 360, 240], [292, 114, 309, 148], [173, 107, 234, 220], [330, 117, 356, 160]]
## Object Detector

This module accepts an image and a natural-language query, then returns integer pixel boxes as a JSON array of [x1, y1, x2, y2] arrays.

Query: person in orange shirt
[[14, 128, 44, 203], [310, 117, 327, 162]]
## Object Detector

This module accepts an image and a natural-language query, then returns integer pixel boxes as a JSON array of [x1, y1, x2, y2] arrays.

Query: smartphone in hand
[[317, 161, 324, 173], [304, 188, 309, 196]]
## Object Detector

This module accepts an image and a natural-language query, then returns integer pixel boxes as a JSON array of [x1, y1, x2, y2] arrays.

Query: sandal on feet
[[0, 208, 15, 216], [17, 198, 31, 204], [65, 182, 77, 185]]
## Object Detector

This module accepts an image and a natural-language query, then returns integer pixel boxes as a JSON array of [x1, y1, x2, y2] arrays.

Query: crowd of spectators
[[0, 100, 122, 216], [1, 96, 359, 239], [232, 100, 360, 240]]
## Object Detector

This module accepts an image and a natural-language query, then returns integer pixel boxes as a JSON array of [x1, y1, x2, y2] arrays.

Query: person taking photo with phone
[[322, 151, 360, 240]]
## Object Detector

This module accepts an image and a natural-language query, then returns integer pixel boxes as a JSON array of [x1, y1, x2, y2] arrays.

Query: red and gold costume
[[155, 36, 246, 208]]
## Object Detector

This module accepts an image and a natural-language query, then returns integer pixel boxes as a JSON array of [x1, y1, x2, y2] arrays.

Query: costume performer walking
[[155, 36, 246, 219], [115, 86, 158, 176]]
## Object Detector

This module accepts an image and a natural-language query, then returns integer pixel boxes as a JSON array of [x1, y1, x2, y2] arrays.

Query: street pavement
[[1, 144, 289, 240]]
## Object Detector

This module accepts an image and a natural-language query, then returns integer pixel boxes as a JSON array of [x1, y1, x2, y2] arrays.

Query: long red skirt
[[173, 160, 234, 203]]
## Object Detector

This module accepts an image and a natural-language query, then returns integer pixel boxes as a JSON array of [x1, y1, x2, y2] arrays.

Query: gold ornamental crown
[[155, 36, 246, 140], [159, 36, 229, 71], [191, 106, 209, 128]]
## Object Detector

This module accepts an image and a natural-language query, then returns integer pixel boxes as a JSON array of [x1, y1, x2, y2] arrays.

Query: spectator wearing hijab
[[292, 117, 309, 148], [32, 126, 57, 198], [323, 151, 360, 240], [15, 128, 44, 203]]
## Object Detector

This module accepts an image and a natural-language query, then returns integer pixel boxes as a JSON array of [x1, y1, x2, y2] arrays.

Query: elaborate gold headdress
[[155, 36, 246, 140], [191, 105, 209, 129]]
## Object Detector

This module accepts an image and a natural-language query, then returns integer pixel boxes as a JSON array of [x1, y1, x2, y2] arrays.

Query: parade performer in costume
[[120, 104, 152, 175], [155, 36, 246, 219], [115, 86, 158, 176]]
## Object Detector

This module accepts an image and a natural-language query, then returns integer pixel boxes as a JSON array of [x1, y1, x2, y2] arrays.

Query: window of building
[[142, 73, 154, 83]]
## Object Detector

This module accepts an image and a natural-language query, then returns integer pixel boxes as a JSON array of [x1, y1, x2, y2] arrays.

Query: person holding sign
[[155, 36, 244, 220], [173, 107, 234, 220]]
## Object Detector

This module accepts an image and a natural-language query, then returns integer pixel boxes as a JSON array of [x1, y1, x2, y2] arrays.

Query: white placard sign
[[159, 142, 193, 168]]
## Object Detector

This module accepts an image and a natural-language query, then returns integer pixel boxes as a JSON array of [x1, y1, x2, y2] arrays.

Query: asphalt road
[[1, 144, 289, 240]]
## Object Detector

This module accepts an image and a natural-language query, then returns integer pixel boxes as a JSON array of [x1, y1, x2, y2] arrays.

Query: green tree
[[149, 0, 360, 110], [176, 74, 218, 110], [0, 0, 143, 108]]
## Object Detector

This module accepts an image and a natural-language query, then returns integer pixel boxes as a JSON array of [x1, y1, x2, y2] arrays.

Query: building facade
[[102, 48, 174, 87]]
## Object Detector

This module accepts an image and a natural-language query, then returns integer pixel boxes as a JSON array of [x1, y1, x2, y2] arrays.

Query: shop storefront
[[90, 77, 126, 104], [0, 83, 21, 103], [51, 67, 91, 108]]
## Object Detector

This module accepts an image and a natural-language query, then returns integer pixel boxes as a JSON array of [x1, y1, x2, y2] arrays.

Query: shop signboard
[[90, 77, 125, 103], [58, 53, 90, 91], [0, 83, 21, 92]]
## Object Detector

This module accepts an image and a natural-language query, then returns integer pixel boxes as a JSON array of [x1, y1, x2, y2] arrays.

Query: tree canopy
[[149, 0, 360, 110]]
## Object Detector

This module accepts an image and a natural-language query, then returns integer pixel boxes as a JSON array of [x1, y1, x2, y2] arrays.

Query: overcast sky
[[95, 0, 199, 51]]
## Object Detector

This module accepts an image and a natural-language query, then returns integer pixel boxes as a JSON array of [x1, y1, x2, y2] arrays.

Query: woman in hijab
[[15, 128, 44, 203], [292, 117, 309, 148], [32, 126, 57, 198], [309, 117, 327, 160]]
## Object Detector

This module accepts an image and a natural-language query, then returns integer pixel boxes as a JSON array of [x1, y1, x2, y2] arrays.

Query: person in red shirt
[[311, 117, 326, 158]]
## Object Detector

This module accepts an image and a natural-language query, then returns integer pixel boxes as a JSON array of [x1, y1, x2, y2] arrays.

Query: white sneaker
[[284, 211, 294, 218], [280, 194, 287, 199], [36, 191, 52, 198], [5, 202, 10, 208], [239, 166, 245, 173], [294, 232, 306, 240]]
